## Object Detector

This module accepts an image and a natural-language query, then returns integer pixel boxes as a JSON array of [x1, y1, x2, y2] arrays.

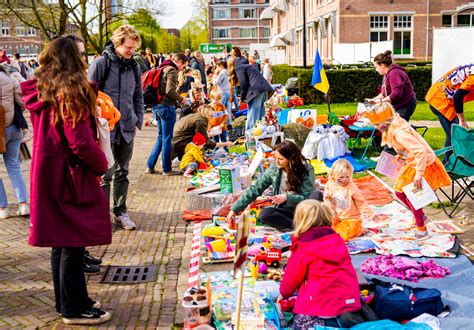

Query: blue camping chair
[[435, 124, 474, 217]]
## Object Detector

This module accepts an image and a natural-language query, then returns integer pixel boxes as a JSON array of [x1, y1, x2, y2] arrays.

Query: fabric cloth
[[395, 191, 425, 227], [361, 254, 450, 282], [0, 124, 27, 207], [332, 218, 364, 242], [425, 64, 474, 121], [245, 91, 267, 130], [394, 157, 451, 193], [88, 41, 144, 144], [103, 133, 135, 215], [324, 180, 375, 221], [180, 143, 204, 170], [147, 104, 176, 173], [382, 64, 416, 110], [21, 79, 111, 247], [280, 226, 361, 317], [183, 209, 212, 221], [231, 162, 315, 214], [51, 247, 89, 317], [171, 112, 216, 160], [0, 70, 24, 126]]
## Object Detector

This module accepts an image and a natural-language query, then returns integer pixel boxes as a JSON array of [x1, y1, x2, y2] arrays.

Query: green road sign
[[199, 43, 232, 54]]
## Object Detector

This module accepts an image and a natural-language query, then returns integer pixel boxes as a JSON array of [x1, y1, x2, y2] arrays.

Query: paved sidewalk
[[0, 124, 193, 329]]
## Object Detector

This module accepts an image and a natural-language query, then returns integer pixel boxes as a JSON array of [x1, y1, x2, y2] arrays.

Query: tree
[[180, 18, 208, 52]]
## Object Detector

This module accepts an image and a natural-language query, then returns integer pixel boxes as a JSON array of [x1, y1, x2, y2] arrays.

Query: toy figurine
[[258, 262, 268, 274]]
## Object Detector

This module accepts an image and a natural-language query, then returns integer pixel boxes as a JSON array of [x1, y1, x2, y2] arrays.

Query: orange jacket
[[324, 180, 374, 221]]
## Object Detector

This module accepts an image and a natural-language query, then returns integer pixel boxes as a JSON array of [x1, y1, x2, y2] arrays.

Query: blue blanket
[[351, 254, 474, 329]]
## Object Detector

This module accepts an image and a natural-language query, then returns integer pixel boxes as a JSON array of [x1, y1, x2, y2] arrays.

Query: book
[[375, 151, 405, 180], [428, 220, 465, 234], [401, 178, 437, 210]]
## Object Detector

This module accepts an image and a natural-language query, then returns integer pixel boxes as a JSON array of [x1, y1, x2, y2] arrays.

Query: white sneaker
[[0, 208, 9, 219], [17, 204, 30, 216], [113, 213, 136, 230]]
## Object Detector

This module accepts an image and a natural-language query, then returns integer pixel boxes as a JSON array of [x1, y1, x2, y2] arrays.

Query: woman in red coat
[[21, 36, 112, 325]]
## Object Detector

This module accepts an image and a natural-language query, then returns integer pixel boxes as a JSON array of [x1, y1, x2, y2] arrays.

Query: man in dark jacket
[[89, 25, 144, 230], [146, 53, 188, 176], [13, 53, 27, 79], [134, 50, 149, 73], [190, 51, 207, 93]]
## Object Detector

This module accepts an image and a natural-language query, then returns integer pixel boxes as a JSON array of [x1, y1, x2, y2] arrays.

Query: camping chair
[[435, 124, 474, 217]]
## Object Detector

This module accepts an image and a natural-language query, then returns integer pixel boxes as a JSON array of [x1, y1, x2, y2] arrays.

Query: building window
[[442, 15, 452, 27], [239, 0, 255, 3], [28, 45, 38, 57], [369, 15, 388, 42], [457, 13, 474, 26], [1, 21, 10, 36], [214, 28, 230, 39], [393, 15, 412, 55], [27, 27, 36, 36], [213, 8, 230, 19], [239, 27, 256, 38], [239, 8, 256, 19], [18, 46, 27, 57], [214, 0, 230, 3], [264, 27, 271, 38], [16, 23, 25, 36]]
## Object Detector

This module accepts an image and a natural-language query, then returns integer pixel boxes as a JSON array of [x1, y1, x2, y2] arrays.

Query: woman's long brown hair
[[227, 56, 239, 86], [35, 35, 97, 127], [274, 140, 308, 192]]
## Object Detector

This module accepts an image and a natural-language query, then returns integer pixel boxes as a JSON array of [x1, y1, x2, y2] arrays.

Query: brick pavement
[[0, 121, 193, 329]]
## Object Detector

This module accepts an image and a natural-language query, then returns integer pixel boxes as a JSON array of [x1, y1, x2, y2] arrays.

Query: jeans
[[102, 133, 134, 216], [0, 124, 27, 208], [181, 162, 198, 173], [259, 207, 294, 231], [213, 130, 228, 143], [395, 97, 417, 122], [245, 92, 267, 131], [430, 105, 459, 163], [232, 87, 240, 111], [146, 105, 177, 173], [222, 91, 232, 126], [51, 247, 90, 317]]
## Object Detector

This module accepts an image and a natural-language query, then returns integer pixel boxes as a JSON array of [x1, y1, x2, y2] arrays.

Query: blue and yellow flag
[[311, 49, 329, 94]]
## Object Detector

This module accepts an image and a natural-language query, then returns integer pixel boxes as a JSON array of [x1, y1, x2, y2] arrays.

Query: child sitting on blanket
[[365, 102, 451, 239], [324, 159, 380, 241], [279, 200, 361, 328], [180, 132, 207, 177], [208, 88, 228, 143]]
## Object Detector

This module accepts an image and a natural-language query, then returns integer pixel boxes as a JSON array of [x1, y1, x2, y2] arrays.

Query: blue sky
[[160, 0, 195, 29]]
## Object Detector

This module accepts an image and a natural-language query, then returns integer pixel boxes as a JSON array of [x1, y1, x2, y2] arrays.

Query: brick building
[[0, 16, 42, 59], [208, 0, 272, 51], [266, 0, 474, 66]]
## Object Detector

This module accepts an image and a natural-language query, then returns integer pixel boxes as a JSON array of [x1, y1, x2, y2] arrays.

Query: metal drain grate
[[101, 265, 157, 284]]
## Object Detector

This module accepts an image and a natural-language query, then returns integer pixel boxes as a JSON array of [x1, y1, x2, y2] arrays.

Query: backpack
[[371, 279, 444, 321], [98, 52, 140, 92], [141, 67, 165, 107]]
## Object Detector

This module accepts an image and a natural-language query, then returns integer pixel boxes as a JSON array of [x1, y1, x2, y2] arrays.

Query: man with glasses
[[89, 25, 144, 230]]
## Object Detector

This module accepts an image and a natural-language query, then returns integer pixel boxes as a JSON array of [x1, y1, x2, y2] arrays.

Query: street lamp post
[[303, 0, 307, 68]]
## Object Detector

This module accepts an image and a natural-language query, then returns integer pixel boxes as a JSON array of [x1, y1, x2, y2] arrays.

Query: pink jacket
[[280, 226, 361, 317]]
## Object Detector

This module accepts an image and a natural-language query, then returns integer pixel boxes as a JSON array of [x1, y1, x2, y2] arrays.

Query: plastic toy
[[258, 262, 268, 274], [248, 261, 259, 279], [254, 247, 282, 268], [266, 269, 283, 281]]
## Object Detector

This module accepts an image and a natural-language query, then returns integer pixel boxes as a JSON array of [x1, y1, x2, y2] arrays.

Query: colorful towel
[[324, 153, 368, 172], [309, 159, 330, 175]]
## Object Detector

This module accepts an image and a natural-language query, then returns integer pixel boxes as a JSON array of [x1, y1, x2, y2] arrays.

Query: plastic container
[[182, 287, 211, 328]]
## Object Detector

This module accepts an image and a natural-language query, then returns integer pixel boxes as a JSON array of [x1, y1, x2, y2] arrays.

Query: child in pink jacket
[[324, 159, 380, 241], [279, 200, 361, 328]]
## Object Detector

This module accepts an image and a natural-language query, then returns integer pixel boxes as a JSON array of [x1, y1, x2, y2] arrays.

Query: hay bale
[[281, 123, 311, 148]]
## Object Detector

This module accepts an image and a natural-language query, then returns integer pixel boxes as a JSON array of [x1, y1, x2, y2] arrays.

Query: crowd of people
[[0, 21, 471, 327]]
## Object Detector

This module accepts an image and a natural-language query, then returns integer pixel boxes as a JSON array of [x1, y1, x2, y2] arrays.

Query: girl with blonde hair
[[324, 159, 380, 241], [279, 200, 361, 328]]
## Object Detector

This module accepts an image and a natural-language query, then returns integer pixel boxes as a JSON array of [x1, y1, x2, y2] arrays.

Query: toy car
[[254, 247, 282, 268]]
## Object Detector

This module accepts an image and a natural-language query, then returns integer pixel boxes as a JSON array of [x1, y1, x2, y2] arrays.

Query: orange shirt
[[425, 64, 474, 120], [209, 102, 228, 131]]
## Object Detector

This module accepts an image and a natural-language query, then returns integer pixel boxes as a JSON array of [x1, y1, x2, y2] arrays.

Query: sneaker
[[84, 250, 102, 265], [84, 263, 101, 274], [0, 208, 9, 219], [17, 204, 30, 216], [62, 308, 111, 325], [162, 170, 181, 176], [113, 213, 136, 230], [89, 299, 101, 309], [145, 168, 156, 174], [415, 229, 429, 241]]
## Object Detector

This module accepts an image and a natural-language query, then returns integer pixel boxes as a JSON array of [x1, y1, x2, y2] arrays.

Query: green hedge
[[272, 65, 432, 105]]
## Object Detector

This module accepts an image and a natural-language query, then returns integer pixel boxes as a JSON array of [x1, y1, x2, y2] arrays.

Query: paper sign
[[375, 151, 406, 180], [248, 147, 264, 177], [402, 178, 437, 210]]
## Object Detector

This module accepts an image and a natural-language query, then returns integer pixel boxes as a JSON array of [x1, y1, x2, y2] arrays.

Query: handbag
[[97, 117, 115, 169], [371, 279, 444, 321]]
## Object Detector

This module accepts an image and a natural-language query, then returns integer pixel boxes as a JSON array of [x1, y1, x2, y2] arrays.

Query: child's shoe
[[0, 208, 9, 219], [17, 203, 30, 216], [415, 226, 429, 240], [183, 168, 194, 178]]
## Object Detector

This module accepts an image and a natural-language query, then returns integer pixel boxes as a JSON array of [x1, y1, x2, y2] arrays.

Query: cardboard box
[[218, 165, 242, 194]]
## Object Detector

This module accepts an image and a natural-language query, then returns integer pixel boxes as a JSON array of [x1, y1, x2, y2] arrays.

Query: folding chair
[[435, 124, 474, 217]]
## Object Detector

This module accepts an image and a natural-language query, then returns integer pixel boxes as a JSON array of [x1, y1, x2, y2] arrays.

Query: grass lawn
[[297, 101, 474, 121]]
